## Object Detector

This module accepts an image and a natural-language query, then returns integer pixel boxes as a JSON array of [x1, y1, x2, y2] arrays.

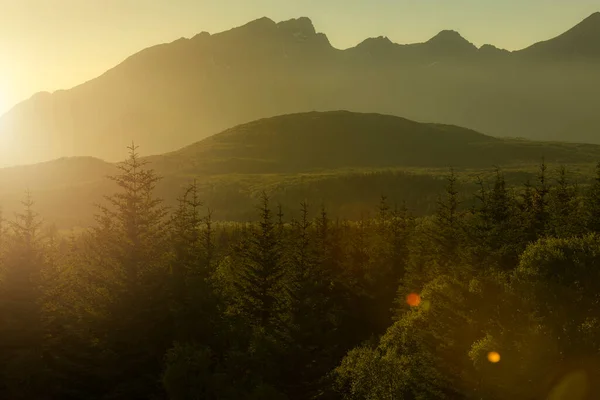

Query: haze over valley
[[1, 110, 600, 230]]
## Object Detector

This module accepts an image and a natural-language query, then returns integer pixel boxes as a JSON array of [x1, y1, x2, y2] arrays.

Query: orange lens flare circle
[[406, 293, 421, 307], [487, 351, 501, 363]]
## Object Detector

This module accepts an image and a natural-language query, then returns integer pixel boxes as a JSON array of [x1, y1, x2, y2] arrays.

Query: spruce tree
[[586, 161, 600, 233], [430, 169, 463, 271], [466, 169, 521, 271], [548, 165, 581, 238], [284, 201, 344, 399], [532, 159, 550, 238], [0, 192, 49, 399], [84, 144, 171, 398], [170, 180, 205, 341], [233, 192, 287, 332]]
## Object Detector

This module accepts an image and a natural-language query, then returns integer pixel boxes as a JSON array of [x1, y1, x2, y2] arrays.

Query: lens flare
[[406, 293, 421, 307], [487, 351, 501, 363]]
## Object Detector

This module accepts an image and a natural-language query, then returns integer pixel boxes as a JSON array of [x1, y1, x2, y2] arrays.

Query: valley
[[1, 111, 598, 229]]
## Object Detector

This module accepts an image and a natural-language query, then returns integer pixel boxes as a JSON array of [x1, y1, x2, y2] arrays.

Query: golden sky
[[0, 0, 598, 115]]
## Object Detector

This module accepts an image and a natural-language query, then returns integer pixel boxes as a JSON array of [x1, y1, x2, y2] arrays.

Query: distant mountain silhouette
[[516, 12, 600, 60], [1, 13, 599, 166], [349, 29, 477, 63]]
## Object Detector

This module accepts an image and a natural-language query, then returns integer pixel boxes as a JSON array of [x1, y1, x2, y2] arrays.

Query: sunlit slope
[[1, 14, 600, 166]]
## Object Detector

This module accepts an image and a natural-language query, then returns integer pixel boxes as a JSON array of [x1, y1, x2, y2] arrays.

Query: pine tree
[[168, 181, 219, 350], [430, 169, 463, 270], [532, 159, 550, 238], [586, 161, 600, 233], [83, 144, 172, 398], [170, 181, 204, 341], [548, 165, 581, 238], [283, 201, 346, 399], [466, 169, 521, 271], [219, 193, 290, 395], [377, 195, 391, 235], [385, 202, 414, 315], [42, 231, 106, 400], [517, 160, 551, 244], [233, 192, 287, 332], [202, 208, 215, 274], [0, 191, 50, 399]]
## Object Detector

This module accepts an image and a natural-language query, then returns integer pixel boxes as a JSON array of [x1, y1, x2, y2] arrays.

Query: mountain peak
[[479, 44, 509, 53], [425, 30, 477, 54], [372, 36, 393, 44], [277, 17, 316, 37], [245, 16, 276, 27], [192, 31, 211, 41], [356, 36, 393, 47], [352, 36, 396, 56], [584, 11, 600, 21], [228, 16, 277, 36], [428, 30, 466, 43]]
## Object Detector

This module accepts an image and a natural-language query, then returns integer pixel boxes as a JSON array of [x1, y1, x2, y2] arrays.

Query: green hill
[[2, 111, 600, 229], [150, 111, 600, 175]]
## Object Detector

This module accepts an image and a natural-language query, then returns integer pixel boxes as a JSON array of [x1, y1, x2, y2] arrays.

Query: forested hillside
[[149, 111, 600, 174], [1, 144, 600, 399], [2, 111, 600, 229]]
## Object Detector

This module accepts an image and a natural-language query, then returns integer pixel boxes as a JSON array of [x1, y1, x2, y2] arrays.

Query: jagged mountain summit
[[1, 13, 599, 166]]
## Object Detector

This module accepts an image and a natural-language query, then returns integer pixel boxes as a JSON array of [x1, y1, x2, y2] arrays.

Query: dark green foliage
[[0, 192, 49, 399], [8, 111, 600, 232], [78, 144, 173, 398], [431, 169, 463, 268], [162, 343, 214, 400], [231, 192, 288, 333], [282, 202, 347, 399], [5, 145, 600, 399], [402, 170, 464, 294], [548, 165, 583, 237], [169, 180, 217, 343], [465, 169, 522, 271], [586, 161, 600, 233]]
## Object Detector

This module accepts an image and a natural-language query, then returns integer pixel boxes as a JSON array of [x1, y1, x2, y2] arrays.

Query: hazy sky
[[0, 0, 598, 115]]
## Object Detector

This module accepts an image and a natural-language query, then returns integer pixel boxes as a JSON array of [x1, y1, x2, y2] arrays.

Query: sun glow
[[0, 107, 14, 151], [0, 100, 8, 118]]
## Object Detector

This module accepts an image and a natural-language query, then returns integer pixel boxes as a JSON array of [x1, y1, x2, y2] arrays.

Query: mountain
[[349, 30, 477, 62], [516, 12, 600, 60], [2, 111, 600, 229], [1, 14, 600, 166]]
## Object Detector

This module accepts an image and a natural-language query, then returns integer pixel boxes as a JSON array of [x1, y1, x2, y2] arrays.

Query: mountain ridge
[[1, 12, 600, 166], [8, 11, 600, 106], [11, 11, 600, 98]]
